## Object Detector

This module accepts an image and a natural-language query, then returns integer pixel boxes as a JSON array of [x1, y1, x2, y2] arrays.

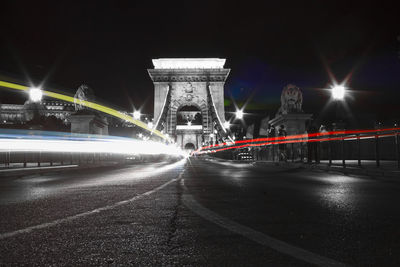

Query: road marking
[[0, 171, 185, 240], [181, 179, 349, 267]]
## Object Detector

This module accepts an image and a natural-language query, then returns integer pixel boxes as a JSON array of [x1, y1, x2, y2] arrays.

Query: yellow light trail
[[0, 80, 166, 140]]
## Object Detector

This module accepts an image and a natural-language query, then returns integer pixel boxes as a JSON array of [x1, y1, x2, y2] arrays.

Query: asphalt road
[[1, 157, 400, 266]]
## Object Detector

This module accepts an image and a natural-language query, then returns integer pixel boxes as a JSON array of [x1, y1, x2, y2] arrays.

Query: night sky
[[0, 1, 399, 125]]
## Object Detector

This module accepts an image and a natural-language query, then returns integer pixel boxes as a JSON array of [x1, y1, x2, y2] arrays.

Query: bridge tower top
[[152, 58, 226, 69]]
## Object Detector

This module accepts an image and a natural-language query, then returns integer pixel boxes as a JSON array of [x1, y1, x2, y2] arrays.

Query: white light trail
[[0, 137, 185, 157]]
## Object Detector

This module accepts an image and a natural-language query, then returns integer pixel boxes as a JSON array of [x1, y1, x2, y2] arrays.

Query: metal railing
[[210, 128, 400, 169], [0, 151, 158, 169]]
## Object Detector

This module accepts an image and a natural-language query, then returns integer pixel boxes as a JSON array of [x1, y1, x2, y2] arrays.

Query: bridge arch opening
[[177, 105, 202, 126], [184, 142, 195, 151]]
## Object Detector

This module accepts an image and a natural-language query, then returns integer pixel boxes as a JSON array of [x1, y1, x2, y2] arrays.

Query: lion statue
[[74, 84, 95, 111], [276, 84, 303, 116]]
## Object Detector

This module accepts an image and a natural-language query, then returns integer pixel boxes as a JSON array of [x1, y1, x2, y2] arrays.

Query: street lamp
[[147, 121, 154, 129], [223, 121, 230, 129], [235, 109, 243, 119], [133, 110, 141, 120], [331, 85, 346, 100], [29, 87, 43, 102]]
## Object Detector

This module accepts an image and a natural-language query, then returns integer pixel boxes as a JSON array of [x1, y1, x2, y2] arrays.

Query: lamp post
[[26, 87, 43, 125], [331, 84, 347, 167], [133, 110, 141, 120], [331, 85, 346, 129]]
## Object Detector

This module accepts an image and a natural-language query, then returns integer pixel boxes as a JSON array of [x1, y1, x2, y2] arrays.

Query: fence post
[[328, 140, 332, 166], [395, 133, 399, 170], [342, 137, 346, 168], [38, 151, 41, 167], [272, 144, 275, 162], [357, 134, 361, 167], [375, 134, 380, 168], [24, 152, 27, 168], [291, 143, 294, 162], [6, 151, 10, 168]]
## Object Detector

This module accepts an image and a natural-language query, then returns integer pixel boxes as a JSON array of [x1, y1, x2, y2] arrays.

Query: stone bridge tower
[[148, 58, 230, 150]]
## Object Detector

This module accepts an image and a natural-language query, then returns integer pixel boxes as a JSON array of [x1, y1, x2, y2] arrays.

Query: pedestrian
[[319, 124, 328, 161], [278, 125, 287, 161], [267, 125, 276, 160], [268, 124, 275, 138], [307, 122, 318, 163]]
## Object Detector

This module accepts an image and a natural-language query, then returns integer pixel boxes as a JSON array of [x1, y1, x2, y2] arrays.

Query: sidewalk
[[253, 160, 400, 180], [304, 160, 400, 179]]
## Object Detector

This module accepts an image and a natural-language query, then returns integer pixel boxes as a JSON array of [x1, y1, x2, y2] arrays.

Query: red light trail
[[195, 127, 400, 155]]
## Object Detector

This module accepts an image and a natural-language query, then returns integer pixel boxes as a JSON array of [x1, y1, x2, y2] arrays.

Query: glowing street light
[[147, 121, 154, 129], [29, 87, 43, 102], [223, 121, 230, 129], [236, 109, 243, 119], [331, 85, 346, 100], [133, 110, 141, 120]]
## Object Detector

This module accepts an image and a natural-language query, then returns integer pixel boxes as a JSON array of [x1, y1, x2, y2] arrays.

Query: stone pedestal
[[69, 114, 108, 135], [269, 113, 312, 136]]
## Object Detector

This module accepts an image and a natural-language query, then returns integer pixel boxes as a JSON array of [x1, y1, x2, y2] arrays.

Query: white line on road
[[181, 178, 349, 267], [0, 171, 185, 240]]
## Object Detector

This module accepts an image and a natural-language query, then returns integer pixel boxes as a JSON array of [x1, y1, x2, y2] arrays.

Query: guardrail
[[197, 127, 400, 169], [0, 151, 150, 169]]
